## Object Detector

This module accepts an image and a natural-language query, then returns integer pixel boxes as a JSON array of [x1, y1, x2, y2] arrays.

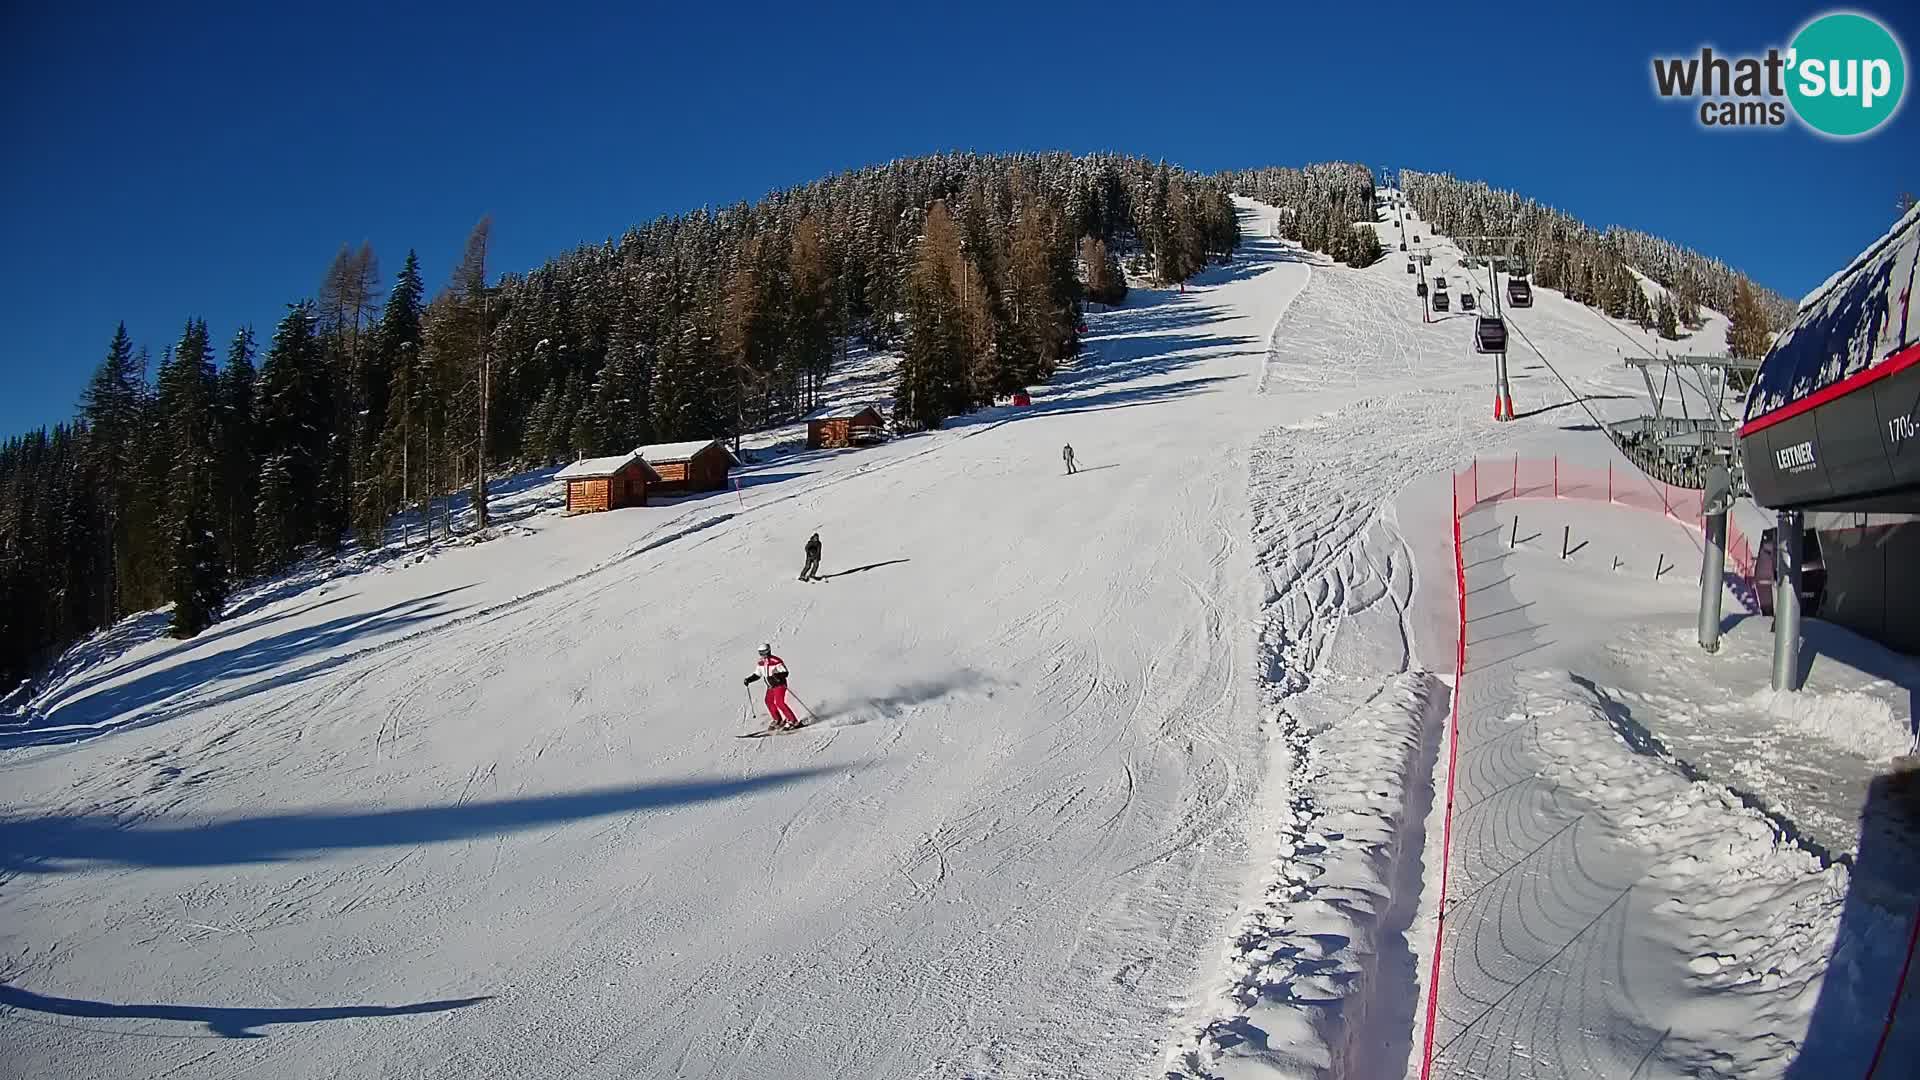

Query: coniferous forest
[[1, 154, 1793, 691], [1397, 170, 1797, 336], [1, 153, 1261, 688]]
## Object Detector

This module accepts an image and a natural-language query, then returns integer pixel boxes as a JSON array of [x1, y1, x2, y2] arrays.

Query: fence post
[[1608, 461, 1613, 504], [1553, 456, 1559, 498], [1512, 454, 1518, 497]]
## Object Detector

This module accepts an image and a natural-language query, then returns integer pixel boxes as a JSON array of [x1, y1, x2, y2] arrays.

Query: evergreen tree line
[[1, 152, 1239, 687], [1215, 163, 1384, 266], [1396, 170, 1795, 339]]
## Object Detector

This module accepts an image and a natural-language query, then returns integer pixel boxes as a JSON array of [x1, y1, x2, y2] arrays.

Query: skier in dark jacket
[[800, 533, 822, 581], [1062, 444, 1077, 475]]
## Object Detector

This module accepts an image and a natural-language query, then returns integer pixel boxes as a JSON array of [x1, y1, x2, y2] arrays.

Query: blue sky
[[2, 0, 1915, 436]]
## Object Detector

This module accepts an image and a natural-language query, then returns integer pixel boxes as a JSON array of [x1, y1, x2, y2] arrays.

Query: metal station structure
[[1611, 352, 1760, 491], [1736, 205, 1920, 681]]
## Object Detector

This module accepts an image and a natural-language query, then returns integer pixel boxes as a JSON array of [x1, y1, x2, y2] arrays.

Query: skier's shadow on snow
[[0, 982, 490, 1039], [0, 768, 836, 873], [815, 559, 910, 580]]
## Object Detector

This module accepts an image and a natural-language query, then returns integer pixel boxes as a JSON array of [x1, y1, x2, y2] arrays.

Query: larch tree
[[787, 216, 836, 408], [898, 201, 969, 429]]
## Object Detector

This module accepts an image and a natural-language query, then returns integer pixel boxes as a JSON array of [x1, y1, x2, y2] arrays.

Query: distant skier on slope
[[744, 643, 802, 729], [1062, 444, 1077, 475], [800, 533, 823, 582]]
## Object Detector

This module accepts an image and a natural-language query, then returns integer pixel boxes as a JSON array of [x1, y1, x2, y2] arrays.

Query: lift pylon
[[1454, 235, 1529, 421]]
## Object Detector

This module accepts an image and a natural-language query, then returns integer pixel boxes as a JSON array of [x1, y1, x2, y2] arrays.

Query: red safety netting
[[1448, 454, 1755, 579], [1422, 455, 1917, 1079]]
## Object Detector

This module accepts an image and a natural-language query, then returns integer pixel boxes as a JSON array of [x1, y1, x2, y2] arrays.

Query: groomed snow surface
[[4, 198, 1917, 1079]]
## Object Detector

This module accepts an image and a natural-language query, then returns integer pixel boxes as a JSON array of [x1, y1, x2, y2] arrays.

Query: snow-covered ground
[[1428, 496, 1920, 1078], [2, 196, 1915, 1080], [1, 204, 1312, 1080]]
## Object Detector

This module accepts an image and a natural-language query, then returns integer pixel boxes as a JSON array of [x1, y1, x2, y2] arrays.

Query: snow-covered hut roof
[[555, 451, 643, 481], [800, 402, 884, 422], [636, 439, 722, 463]]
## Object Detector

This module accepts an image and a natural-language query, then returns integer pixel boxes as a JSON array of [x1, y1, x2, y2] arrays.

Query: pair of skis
[[738, 691, 820, 738], [737, 722, 813, 739]]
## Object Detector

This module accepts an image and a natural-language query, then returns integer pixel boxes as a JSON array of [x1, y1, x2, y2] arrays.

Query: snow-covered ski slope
[[4, 204, 1318, 1080], [6, 196, 1912, 1079]]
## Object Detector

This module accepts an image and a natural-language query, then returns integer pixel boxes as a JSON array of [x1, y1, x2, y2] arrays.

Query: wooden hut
[[637, 439, 732, 494], [804, 405, 886, 450], [557, 451, 648, 514]]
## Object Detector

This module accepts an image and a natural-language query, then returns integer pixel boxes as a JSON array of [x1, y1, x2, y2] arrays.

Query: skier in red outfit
[[743, 643, 801, 729]]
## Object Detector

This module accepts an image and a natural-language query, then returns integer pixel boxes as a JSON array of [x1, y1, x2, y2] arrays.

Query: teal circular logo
[[1787, 12, 1906, 137]]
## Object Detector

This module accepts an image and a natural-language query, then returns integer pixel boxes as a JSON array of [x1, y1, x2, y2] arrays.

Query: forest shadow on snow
[[2, 590, 474, 750], [0, 983, 491, 1040], [0, 767, 837, 873]]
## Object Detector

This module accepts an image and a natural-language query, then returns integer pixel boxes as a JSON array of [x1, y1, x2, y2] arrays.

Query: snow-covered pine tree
[[1656, 293, 1680, 340]]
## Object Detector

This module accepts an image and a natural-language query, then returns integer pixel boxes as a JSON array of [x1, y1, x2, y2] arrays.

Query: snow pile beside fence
[[1749, 687, 1919, 761], [1168, 671, 1446, 1079]]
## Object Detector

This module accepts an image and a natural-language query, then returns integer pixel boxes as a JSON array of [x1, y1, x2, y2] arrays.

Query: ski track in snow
[[5, 196, 1914, 1080], [1165, 242, 1520, 1080], [0, 202, 1313, 1080]]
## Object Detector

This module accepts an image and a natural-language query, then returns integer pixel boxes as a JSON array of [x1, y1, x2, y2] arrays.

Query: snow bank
[[1595, 619, 1918, 862], [1508, 667, 1917, 1074], [1747, 686, 1917, 761], [1167, 671, 1446, 1080]]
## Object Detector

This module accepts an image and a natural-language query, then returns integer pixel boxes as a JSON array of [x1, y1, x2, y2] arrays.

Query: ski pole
[[787, 692, 818, 720]]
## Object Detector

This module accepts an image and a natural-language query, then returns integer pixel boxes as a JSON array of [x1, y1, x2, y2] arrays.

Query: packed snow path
[[2, 206, 1325, 1080], [1164, 205, 1535, 1080]]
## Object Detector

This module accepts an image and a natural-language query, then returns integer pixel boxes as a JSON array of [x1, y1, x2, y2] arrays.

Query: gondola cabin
[[557, 451, 648, 513], [1507, 278, 1534, 307], [637, 439, 733, 494], [1473, 316, 1508, 354]]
